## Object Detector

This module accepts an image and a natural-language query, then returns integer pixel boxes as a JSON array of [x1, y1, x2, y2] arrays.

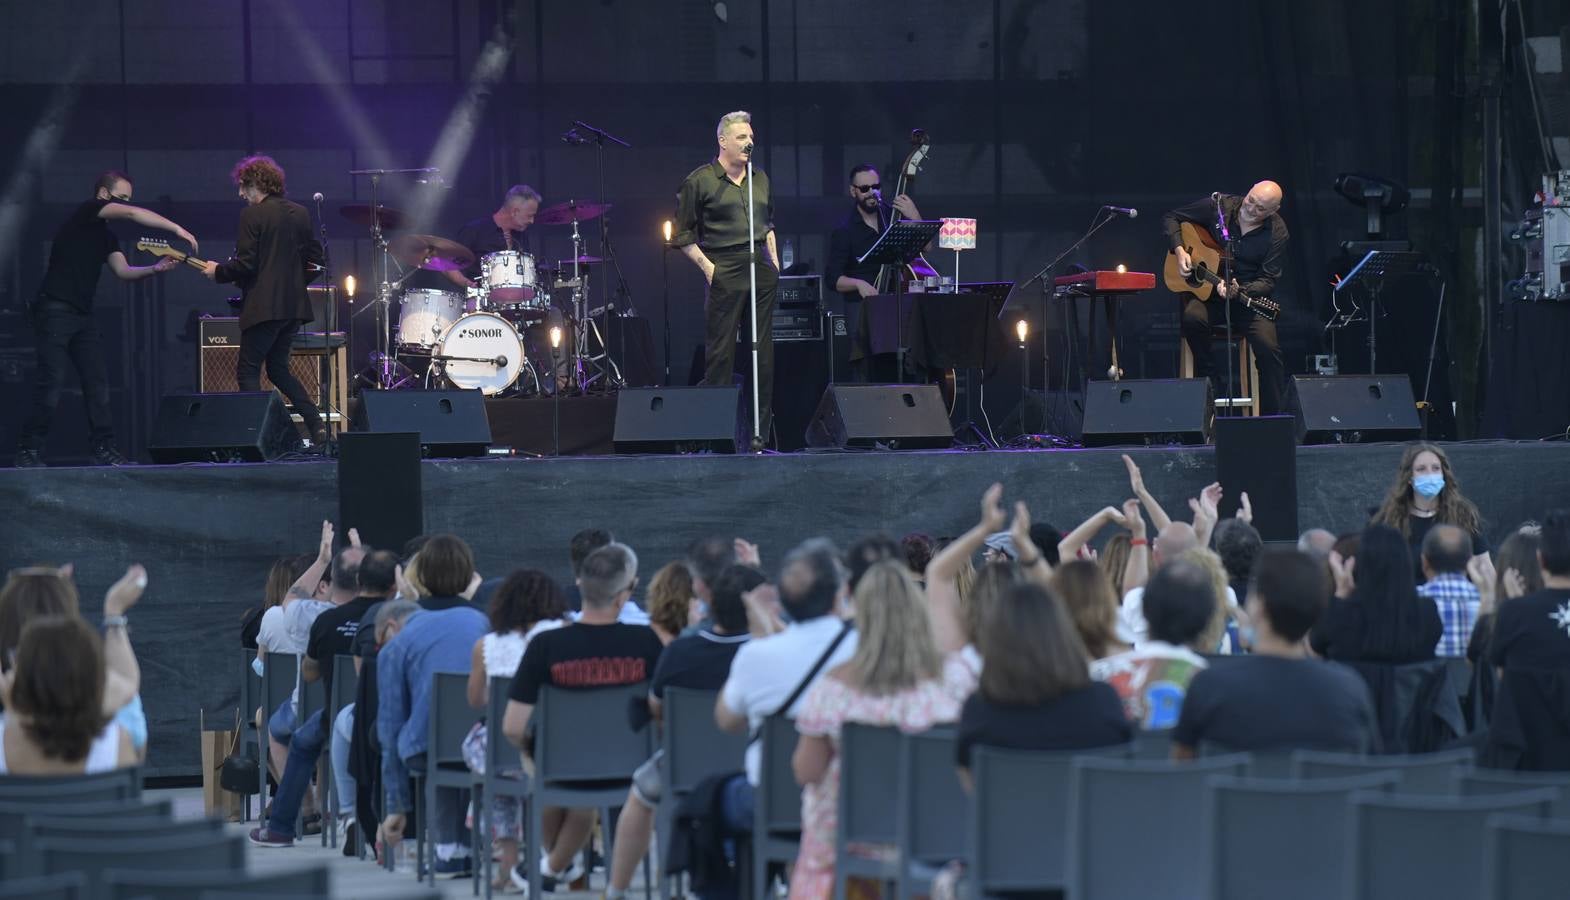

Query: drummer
[[437, 184, 541, 292]]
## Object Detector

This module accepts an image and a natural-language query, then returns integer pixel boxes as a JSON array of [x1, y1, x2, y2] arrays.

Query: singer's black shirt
[[1161, 194, 1288, 300], [672, 160, 774, 252]]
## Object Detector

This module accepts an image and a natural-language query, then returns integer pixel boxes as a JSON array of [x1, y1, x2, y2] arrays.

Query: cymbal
[[557, 255, 604, 267], [339, 204, 407, 230], [388, 234, 475, 272], [535, 201, 612, 226]]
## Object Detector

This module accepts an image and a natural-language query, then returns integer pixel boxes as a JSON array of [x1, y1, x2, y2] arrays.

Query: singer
[[1162, 180, 1289, 414], [671, 110, 781, 441], [201, 155, 328, 446]]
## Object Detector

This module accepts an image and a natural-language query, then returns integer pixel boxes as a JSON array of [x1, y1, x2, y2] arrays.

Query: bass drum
[[432, 311, 525, 396]]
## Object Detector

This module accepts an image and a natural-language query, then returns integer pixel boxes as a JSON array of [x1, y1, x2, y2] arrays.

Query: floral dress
[[787, 655, 976, 900]]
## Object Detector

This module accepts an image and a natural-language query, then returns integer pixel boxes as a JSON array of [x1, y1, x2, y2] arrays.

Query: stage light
[[662, 220, 673, 243], [344, 275, 356, 300], [1115, 263, 1127, 273], [1016, 319, 1029, 343], [549, 326, 563, 349]]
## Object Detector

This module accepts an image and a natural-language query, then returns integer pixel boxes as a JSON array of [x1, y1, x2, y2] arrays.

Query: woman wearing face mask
[[1372, 442, 1489, 580]]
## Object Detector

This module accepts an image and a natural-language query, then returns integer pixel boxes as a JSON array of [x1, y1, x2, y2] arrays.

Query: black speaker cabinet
[[1081, 379, 1213, 447], [1215, 416, 1299, 541], [147, 392, 297, 463], [1287, 375, 1420, 444], [353, 389, 491, 457], [803, 384, 952, 450], [338, 432, 424, 553], [613, 385, 741, 454]]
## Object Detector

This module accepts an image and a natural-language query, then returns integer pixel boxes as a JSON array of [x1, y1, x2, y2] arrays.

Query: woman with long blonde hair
[[1372, 442, 1488, 577]]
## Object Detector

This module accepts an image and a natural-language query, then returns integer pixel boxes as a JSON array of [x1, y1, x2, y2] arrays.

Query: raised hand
[[979, 483, 1007, 534], [1328, 551, 1357, 599], [104, 564, 148, 617], [347, 527, 362, 549], [316, 520, 334, 562], [1200, 482, 1222, 520], [1236, 491, 1253, 524], [1120, 497, 1145, 536], [1122, 454, 1146, 495], [1009, 500, 1038, 559], [1503, 567, 1528, 600], [734, 538, 762, 568]]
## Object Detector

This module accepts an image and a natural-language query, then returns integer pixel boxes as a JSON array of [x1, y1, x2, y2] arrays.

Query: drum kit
[[340, 184, 623, 397]]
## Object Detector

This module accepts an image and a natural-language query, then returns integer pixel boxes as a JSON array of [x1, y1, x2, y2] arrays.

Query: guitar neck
[[179, 254, 209, 271]]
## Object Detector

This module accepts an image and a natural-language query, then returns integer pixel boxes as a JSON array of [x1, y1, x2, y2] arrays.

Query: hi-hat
[[340, 204, 407, 231], [536, 201, 612, 226], [557, 255, 604, 267], [388, 234, 475, 272]]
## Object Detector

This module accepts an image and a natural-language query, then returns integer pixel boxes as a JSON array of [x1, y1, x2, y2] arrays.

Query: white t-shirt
[[1119, 585, 1238, 648], [0, 717, 122, 774], [719, 615, 859, 785], [255, 606, 294, 654]]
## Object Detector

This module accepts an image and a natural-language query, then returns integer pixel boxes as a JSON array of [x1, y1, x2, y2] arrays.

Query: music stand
[[1333, 250, 1427, 374], [858, 219, 943, 380]]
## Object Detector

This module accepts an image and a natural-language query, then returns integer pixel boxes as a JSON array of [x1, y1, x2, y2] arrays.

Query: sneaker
[[422, 855, 474, 880], [248, 826, 294, 848], [90, 444, 132, 466], [511, 854, 586, 895], [13, 449, 44, 469], [342, 821, 358, 857]]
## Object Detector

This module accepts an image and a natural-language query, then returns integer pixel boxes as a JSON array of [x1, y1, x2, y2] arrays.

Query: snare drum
[[481, 250, 538, 304], [432, 311, 525, 396], [397, 288, 465, 350]]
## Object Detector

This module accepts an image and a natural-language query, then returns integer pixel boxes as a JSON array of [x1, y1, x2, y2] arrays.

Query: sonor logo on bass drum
[[463, 328, 505, 338]]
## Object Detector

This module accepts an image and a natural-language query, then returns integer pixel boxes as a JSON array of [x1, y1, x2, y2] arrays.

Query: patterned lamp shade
[[937, 217, 976, 250]]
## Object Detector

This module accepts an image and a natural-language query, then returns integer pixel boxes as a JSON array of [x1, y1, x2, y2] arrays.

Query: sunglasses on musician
[[853, 183, 881, 194]]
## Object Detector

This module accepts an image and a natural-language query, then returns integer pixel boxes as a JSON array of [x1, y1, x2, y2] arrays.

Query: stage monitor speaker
[[353, 389, 491, 457], [1080, 379, 1213, 447], [338, 432, 424, 554], [803, 384, 952, 450], [614, 385, 741, 454], [1215, 416, 1299, 542], [1287, 375, 1420, 444], [147, 392, 297, 463]]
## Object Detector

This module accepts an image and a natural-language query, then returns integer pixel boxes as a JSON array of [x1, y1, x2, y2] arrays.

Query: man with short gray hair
[[672, 110, 782, 447]]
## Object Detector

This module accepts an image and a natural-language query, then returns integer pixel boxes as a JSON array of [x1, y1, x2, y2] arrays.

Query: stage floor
[[4, 439, 1568, 777]]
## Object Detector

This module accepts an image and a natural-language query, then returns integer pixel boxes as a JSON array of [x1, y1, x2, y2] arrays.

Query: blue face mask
[[1413, 473, 1445, 499]]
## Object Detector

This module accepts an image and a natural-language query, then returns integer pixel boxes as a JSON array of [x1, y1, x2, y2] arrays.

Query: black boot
[[90, 443, 133, 466]]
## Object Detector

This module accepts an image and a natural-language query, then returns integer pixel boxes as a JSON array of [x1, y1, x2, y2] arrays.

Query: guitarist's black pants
[[1181, 296, 1284, 415], [238, 317, 325, 438]]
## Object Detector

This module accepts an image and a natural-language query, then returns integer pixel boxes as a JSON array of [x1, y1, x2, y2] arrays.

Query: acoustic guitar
[[1163, 221, 1281, 321]]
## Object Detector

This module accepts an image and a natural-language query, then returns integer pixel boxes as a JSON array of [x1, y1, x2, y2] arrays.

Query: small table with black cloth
[[853, 289, 1011, 382]]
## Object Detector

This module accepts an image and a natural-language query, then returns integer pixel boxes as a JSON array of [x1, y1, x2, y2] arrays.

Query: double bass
[[872, 128, 936, 293]]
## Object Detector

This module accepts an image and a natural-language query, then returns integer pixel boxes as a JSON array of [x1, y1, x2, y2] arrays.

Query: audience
[[1371, 442, 1489, 579], [242, 553, 312, 650], [1213, 518, 1263, 607], [1051, 560, 1127, 661], [790, 560, 971, 900], [502, 542, 663, 892], [645, 560, 698, 644], [1093, 559, 1213, 730], [462, 569, 569, 892], [686, 535, 740, 618], [1099, 532, 1133, 597], [1297, 528, 1337, 561], [1490, 510, 1570, 671], [1174, 549, 1378, 756], [900, 532, 936, 580], [1419, 524, 1482, 658], [1468, 527, 1545, 670], [1119, 520, 1201, 644], [1173, 546, 1237, 654], [1311, 524, 1442, 663], [564, 528, 613, 612], [0, 615, 139, 774]]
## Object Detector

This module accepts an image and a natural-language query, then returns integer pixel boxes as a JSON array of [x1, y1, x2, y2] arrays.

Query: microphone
[[312, 192, 324, 203], [562, 129, 588, 145], [414, 175, 447, 187], [1103, 205, 1138, 218], [741, 142, 754, 155]]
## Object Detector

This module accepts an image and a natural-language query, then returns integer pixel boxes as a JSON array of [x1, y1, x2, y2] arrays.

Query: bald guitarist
[[1163, 181, 1288, 414]]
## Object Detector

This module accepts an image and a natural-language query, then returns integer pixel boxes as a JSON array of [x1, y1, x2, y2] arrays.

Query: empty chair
[[753, 714, 805, 900], [1205, 772, 1397, 900], [834, 723, 905, 900], [658, 687, 746, 900], [415, 670, 478, 886], [895, 728, 966, 900], [1293, 747, 1476, 794], [968, 744, 1131, 896], [0, 872, 86, 900], [1346, 789, 1557, 900], [1068, 754, 1250, 900], [527, 683, 653, 899], [325, 652, 359, 849], [477, 676, 529, 899], [1130, 728, 1174, 760], [34, 832, 245, 893], [23, 814, 222, 858], [1455, 769, 1570, 818], [0, 768, 141, 803], [1482, 813, 1570, 900], [238, 649, 263, 820], [258, 652, 298, 827], [0, 798, 170, 843], [104, 863, 331, 900]]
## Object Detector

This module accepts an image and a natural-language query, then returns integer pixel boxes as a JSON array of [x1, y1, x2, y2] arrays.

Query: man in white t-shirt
[[1120, 521, 1202, 645], [715, 538, 857, 821]]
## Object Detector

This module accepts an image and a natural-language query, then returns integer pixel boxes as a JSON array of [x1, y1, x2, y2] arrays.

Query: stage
[[4, 438, 1568, 777]]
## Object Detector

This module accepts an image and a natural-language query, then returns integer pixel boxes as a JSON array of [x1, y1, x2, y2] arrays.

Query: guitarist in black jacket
[[202, 155, 327, 445], [1162, 181, 1288, 414]]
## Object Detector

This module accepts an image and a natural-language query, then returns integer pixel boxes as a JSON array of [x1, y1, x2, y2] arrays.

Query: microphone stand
[[313, 193, 336, 452], [661, 238, 672, 385], [572, 119, 631, 389], [1214, 193, 1235, 419], [746, 149, 762, 452], [1020, 207, 1120, 404]]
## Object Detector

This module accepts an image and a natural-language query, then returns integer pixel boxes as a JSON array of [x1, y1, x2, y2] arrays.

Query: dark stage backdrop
[[0, 0, 1479, 460]]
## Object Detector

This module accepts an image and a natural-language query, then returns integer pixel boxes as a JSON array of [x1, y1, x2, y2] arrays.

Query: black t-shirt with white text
[[307, 596, 378, 699], [1490, 587, 1570, 671], [39, 199, 120, 311], [1173, 655, 1377, 753], [650, 628, 750, 699], [509, 622, 665, 705], [956, 681, 1132, 769]]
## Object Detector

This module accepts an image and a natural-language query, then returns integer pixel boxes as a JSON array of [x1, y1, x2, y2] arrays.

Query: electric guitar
[[137, 237, 212, 271], [1162, 221, 1281, 321]]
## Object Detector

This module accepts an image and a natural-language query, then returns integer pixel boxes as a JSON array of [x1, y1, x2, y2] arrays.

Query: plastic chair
[[1292, 747, 1475, 794], [325, 653, 360, 850], [1454, 769, 1570, 818], [657, 687, 746, 900], [833, 723, 904, 900], [753, 714, 805, 900], [416, 670, 480, 886], [1482, 813, 1570, 900], [1345, 789, 1557, 900], [526, 683, 653, 900], [238, 648, 263, 821], [1130, 728, 1174, 760], [0, 768, 142, 803], [894, 728, 965, 900], [0, 872, 86, 900], [196, 892, 440, 900], [23, 814, 222, 859], [33, 832, 245, 893], [967, 743, 1131, 896], [0, 797, 171, 843], [1204, 772, 1397, 900], [477, 676, 530, 900], [258, 651, 298, 828], [1067, 754, 1250, 900], [104, 863, 332, 900]]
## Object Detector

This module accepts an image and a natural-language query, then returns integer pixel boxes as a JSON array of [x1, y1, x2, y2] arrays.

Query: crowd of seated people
[[7, 440, 1570, 900]]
